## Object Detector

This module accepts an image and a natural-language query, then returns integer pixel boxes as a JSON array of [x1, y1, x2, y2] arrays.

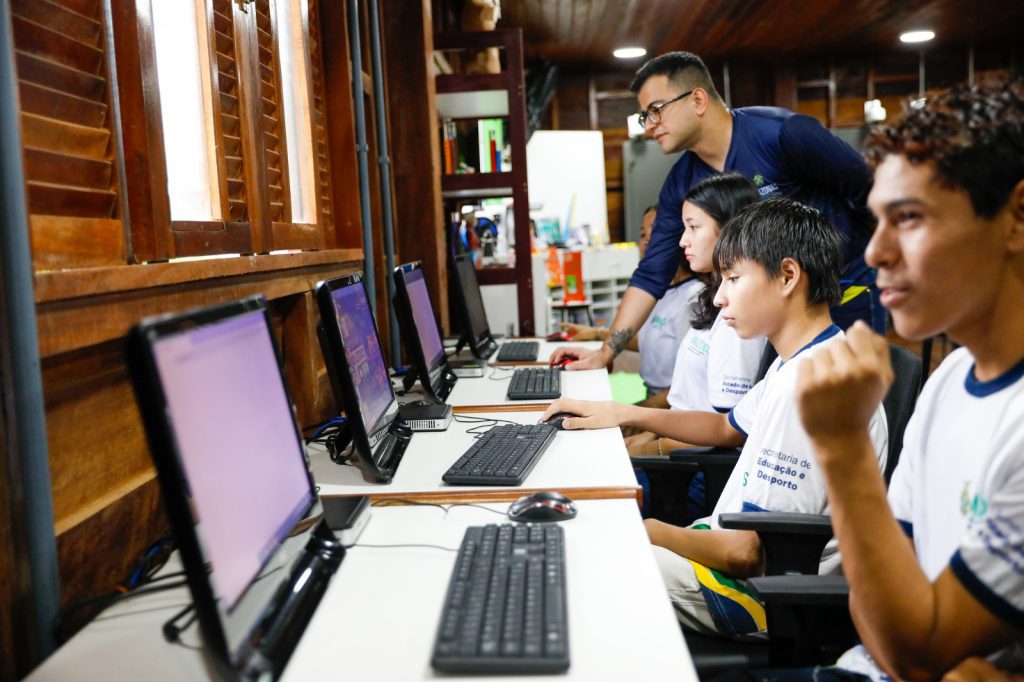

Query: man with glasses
[[550, 51, 880, 371]]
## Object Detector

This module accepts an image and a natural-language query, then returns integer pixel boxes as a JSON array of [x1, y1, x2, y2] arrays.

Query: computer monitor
[[315, 273, 409, 482], [450, 253, 497, 359], [127, 297, 342, 679], [392, 262, 457, 402]]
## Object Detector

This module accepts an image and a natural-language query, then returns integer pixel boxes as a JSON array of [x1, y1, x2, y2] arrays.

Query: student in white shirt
[[542, 198, 887, 636], [762, 79, 1024, 681], [560, 205, 702, 397], [624, 174, 766, 457]]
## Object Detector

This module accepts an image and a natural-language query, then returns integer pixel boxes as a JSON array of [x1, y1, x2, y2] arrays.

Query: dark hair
[[713, 198, 844, 307], [864, 77, 1024, 219], [629, 51, 722, 102], [684, 173, 760, 330]]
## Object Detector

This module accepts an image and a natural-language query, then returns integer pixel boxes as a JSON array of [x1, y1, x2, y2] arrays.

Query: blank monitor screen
[[404, 267, 445, 368], [151, 310, 312, 611], [330, 281, 394, 433], [453, 255, 490, 344]]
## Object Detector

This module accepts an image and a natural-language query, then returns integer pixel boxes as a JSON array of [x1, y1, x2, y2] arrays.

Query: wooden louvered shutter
[[210, 0, 249, 226], [250, 0, 291, 245], [306, 0, 334, 240], [11, 0, 125, 269]]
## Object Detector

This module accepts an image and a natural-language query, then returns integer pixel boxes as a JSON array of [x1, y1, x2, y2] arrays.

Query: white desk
[[27, 500, 696, 681], [445, 338, 604, 366], [445, 367, 612, 412], [311, 410, 640, 504]]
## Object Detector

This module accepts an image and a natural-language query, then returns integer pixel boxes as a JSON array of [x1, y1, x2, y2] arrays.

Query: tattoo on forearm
[[607, 328, 634, 356]]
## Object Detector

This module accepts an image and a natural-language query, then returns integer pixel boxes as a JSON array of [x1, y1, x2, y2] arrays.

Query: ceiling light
[[900, 30, 935, 43], [613, 47, 647, 59]]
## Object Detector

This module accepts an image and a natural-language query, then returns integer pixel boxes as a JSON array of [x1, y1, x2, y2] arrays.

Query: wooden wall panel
[[381, 0, 448, 332], [320, 1, 362, 249], [0, 388, 20, 680]]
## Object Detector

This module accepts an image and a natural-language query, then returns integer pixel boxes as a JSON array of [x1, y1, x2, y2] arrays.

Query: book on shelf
[[477, 119, 504, 173], [441, 118, 458, 175]]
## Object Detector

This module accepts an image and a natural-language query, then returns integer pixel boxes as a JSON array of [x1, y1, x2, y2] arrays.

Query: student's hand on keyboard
[[547, 345, 610, 371], [539, 398, 624, 430], [796, 320, 893, 456]]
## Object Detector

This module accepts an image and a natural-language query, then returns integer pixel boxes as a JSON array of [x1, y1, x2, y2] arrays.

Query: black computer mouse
[[507, 491, 577, 522], [542, 411, 578, 431]]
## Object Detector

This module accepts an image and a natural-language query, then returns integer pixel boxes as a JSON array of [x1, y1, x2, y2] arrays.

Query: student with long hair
[[626, 172, 766, 457]]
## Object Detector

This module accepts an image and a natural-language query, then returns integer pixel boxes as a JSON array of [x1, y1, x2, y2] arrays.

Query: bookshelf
[[433, 29, 534, 335]]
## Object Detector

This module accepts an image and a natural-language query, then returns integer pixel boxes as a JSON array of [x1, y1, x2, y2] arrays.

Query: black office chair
[[694, 344, 924, 676], [634, 344, 778, 526], [638, 344, 921, 677]]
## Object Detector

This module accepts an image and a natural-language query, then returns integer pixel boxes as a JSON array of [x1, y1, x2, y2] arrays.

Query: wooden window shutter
[[211, 0, 250, 227], [250, 0, 292, 245], [306, 0, 334, 242], [11, 0, 125, 270]]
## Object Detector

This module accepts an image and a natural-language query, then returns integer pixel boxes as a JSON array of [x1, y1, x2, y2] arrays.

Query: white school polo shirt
[[838, 348, 1024, 679], [637, 278, 703, 392], [696, 325, 889, 575], [667, 309, 766, 413]]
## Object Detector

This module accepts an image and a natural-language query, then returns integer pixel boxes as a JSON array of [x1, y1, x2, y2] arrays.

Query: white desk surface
[[446, 338, 605, 366], [443, 367, 612, 411], [28, 500, 696, 682], [311, 410, 640, 504]]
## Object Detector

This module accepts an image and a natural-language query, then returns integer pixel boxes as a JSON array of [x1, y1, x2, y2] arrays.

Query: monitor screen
[[151, 310, 312, 611], [404, 267, 445, 368], [453, 255, 490, 344], [330, 281, 394, 433]]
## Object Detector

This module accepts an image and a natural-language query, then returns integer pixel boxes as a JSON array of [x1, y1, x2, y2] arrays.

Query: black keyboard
[[495, 341, 540, 362], [443, 424, 557, 485], [506, 367, 561, 400], [431, 524, 569, 674]]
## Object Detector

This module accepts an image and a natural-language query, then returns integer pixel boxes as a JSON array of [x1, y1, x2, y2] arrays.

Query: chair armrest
[[719, 512, 834, 576], [718, 512, 833, 536], [747, 575, 849, 606], [667, 447, 740, 514], [630, 457, 699, 474], [667, 446, 741, 465]]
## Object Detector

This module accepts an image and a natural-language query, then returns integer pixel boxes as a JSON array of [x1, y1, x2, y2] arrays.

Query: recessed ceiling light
[[613, 47, 647, 59], [900, 30, 935, 43]]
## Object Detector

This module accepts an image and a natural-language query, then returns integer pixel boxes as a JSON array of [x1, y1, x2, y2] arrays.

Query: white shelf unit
[[531, 246, 640, 336]]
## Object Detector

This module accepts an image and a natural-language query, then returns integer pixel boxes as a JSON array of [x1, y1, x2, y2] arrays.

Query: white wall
[[526, 131, 608, 244]]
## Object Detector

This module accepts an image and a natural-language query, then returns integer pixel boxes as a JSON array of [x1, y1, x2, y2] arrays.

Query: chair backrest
[[882, 344, 923, 483], [754, 343, 778, 383]]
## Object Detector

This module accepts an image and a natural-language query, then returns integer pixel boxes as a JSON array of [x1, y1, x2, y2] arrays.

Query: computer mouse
[[542, 412, 578, 431], [507, 491, 577, 523], [552, 353, 578, 369], [545, 331, 571, 342]]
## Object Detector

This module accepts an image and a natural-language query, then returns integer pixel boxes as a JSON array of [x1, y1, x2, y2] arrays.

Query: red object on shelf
[[561, 251, 586, 303]]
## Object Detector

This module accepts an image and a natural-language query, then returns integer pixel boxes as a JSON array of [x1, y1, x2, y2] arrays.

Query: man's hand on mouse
[[540, 398, 626, 430], [547, 345, 611, 371]]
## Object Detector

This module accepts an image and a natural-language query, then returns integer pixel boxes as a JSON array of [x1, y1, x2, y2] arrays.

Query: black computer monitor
[[127, 297, 342, 680], [315, 273, 410, 482], [450, 253, 497, 359], [392, 262, 457, 402]]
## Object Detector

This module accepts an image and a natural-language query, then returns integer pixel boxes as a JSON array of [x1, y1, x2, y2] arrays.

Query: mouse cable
[[373, 497, 510, 517], [487, 366, 516, 382], [162, 602, 197, 643], [55, 580, 188, 644], [344, 542, 458, 552]]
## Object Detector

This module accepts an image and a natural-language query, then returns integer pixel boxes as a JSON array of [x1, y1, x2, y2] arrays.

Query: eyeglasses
[[637, 89, 694, 127]]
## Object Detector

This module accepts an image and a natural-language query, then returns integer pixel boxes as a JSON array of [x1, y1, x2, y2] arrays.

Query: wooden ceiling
[[499, 0, 1024, 68]]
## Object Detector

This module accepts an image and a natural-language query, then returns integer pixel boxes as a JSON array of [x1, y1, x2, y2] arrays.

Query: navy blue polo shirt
[[631, 107, 875, 300]]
